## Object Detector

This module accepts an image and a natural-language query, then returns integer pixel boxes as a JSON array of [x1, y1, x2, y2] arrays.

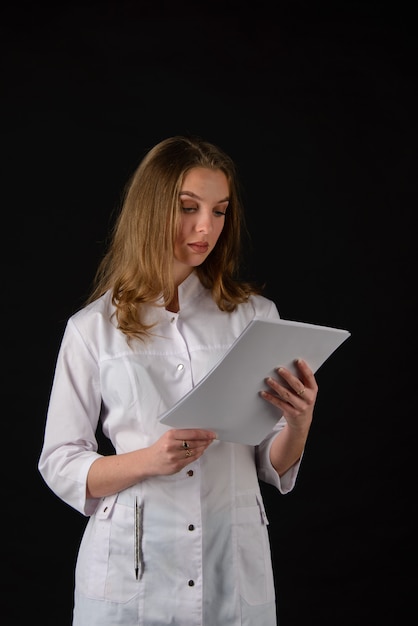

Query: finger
[[294, 359, 318, 389], [262, 377, 307, 408], [174, 428, 218, 442], [276, 363, 316, 395], [276, 366, 302, 389], [295, 385, 307, 398], [181, 441, 214, 462], [179, 439, 215, 454]]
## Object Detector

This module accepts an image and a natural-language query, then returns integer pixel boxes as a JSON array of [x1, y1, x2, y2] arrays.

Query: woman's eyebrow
[[179, 190, 229, 203]]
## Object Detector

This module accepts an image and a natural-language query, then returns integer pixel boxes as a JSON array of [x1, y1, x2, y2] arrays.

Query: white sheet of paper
[[159, 317, 351, 445]]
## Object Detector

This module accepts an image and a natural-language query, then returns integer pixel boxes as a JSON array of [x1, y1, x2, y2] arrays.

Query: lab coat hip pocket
[[235, 492, 275, 606], [75, 492, 143, 604]]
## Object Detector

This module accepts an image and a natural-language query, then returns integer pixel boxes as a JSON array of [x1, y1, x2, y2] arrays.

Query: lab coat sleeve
[[38, 318, 103, 516], [256, 417, 304, 494]]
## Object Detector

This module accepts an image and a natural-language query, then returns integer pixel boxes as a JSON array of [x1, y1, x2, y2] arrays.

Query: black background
[[2, 1, 416, 624]]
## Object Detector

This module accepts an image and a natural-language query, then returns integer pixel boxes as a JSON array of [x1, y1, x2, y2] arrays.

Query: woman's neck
[[167, 269, 194, 312], [166, 293, 179, 313]]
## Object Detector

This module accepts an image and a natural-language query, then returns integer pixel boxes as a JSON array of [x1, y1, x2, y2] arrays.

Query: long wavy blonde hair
[[86, 135, 262, 341]]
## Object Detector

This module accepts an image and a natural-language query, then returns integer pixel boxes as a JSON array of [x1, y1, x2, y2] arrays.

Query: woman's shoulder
[[63, 290, 128, 356], [71, 290, 114, 322], [67, 290, 117, 338], [248, 292, 280, 319]]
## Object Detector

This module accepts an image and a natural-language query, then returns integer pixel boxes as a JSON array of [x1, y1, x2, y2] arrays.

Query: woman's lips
[[188, 242, 209, 253]]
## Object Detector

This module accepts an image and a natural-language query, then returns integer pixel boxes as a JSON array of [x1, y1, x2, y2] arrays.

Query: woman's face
[[173, 167, 229, 285]]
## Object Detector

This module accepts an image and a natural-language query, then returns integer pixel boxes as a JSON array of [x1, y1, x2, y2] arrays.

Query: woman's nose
[[195, 210, 212, 232]]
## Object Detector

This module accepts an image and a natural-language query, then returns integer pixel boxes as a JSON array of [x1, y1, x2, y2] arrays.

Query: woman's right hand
[[146, 428, 217, 476], [87, 428, 217, 499]]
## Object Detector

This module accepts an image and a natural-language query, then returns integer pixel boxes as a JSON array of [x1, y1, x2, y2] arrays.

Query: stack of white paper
[[159, 318, 351, 445]]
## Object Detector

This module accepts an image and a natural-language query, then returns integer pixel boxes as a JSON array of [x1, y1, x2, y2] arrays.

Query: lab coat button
[[176, 363, 184, 371], [188, 580, 195, 587], [188, 524, 195, 531], [187, 470, 194, 477], [170, 317, 176, 323]]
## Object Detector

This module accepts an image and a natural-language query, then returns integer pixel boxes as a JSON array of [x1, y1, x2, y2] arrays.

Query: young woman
[[38, 135, 318, 625]]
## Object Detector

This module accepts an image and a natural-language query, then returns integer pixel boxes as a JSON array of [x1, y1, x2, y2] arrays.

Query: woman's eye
[[180, 205, 226, 217]]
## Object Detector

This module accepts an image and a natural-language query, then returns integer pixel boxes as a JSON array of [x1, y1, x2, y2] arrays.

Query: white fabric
[[39, 272, 303, 625]]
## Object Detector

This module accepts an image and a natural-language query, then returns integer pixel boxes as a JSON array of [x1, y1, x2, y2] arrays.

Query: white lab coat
[[39, 272, 303, 626]]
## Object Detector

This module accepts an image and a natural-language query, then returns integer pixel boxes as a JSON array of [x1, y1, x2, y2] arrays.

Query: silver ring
[[182, 440, 190, 449]]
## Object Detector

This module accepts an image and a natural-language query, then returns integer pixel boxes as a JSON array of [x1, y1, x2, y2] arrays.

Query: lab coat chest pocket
[[235, 493, 275, 606]]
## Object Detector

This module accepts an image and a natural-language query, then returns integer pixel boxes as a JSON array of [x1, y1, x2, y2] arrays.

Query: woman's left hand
[[260, 358, 318, 431]]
